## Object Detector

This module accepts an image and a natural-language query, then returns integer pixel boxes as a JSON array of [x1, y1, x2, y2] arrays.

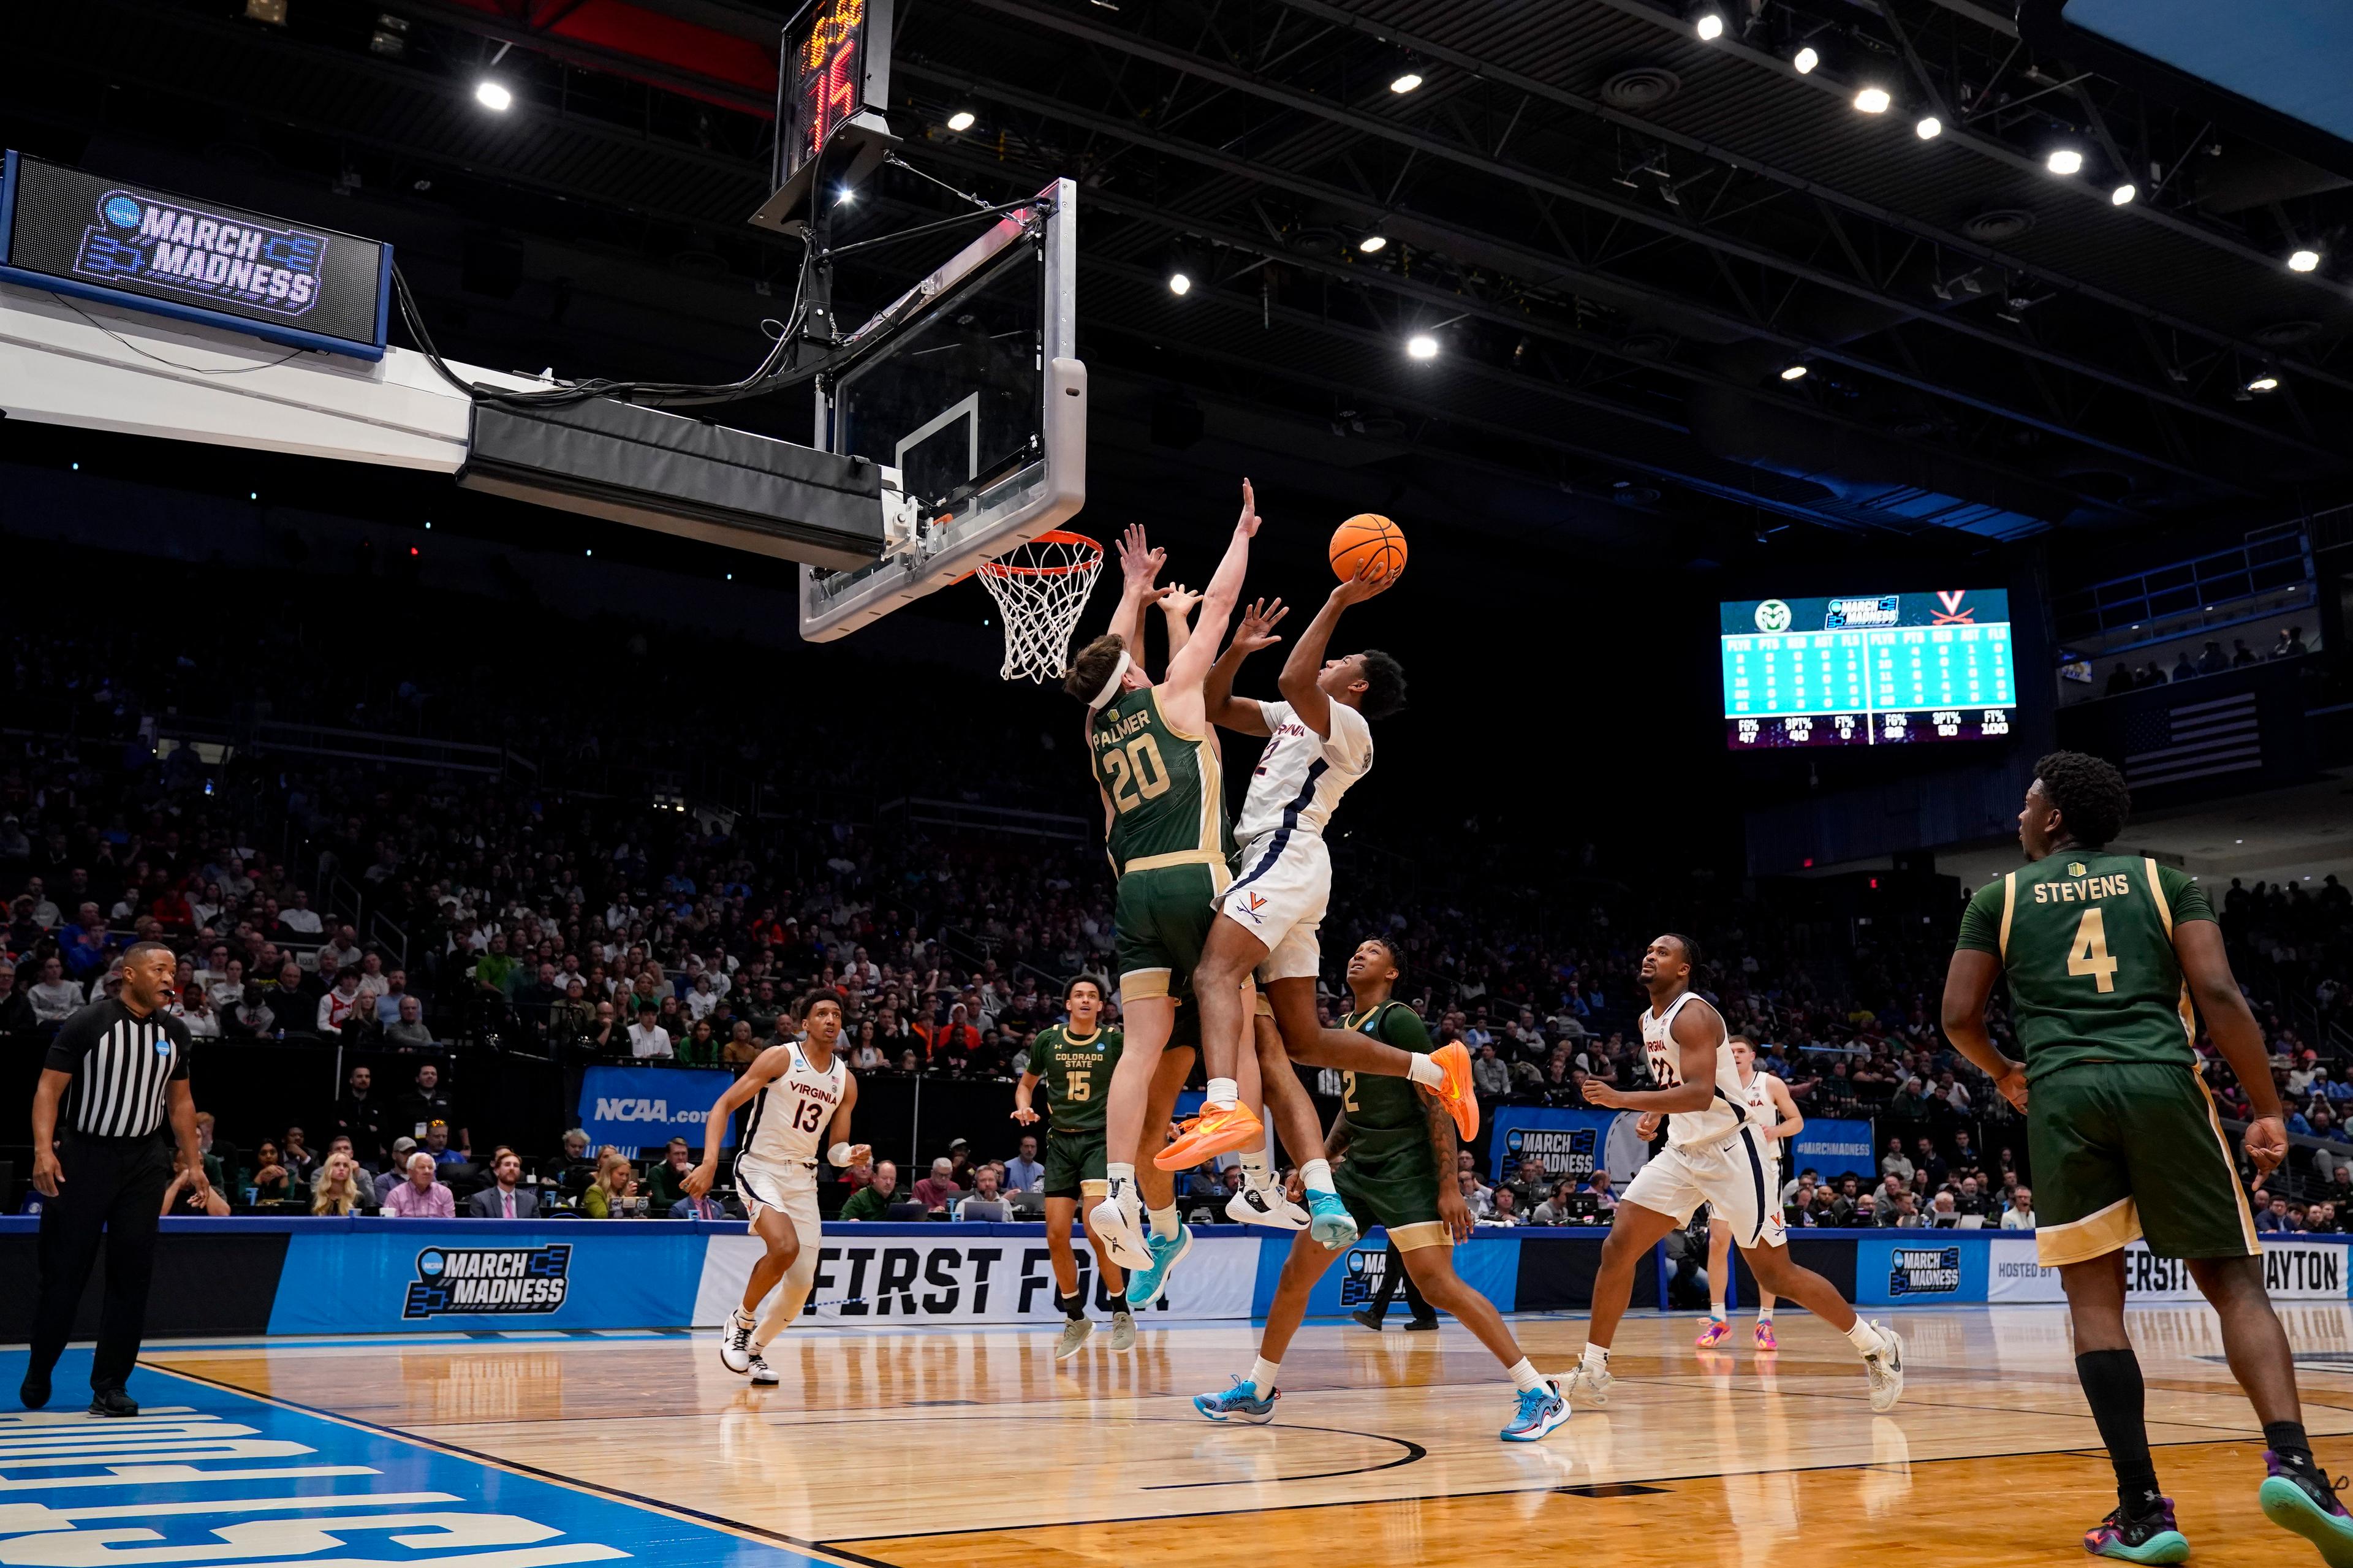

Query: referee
[[23, 940, 207, 1417]]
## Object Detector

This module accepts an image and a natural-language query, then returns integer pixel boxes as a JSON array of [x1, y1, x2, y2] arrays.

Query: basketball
[[1329, 513, 1407, 585]]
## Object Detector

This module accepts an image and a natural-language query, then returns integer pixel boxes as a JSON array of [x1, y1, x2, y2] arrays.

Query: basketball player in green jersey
[[1943, 751, 2346, 1566], [1192, 938, 1567, 1444], [1012, 974, 1135, 1358], [1063, 488, 1266, 1293]]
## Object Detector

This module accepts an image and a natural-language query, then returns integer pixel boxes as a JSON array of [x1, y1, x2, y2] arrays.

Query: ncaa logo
[[1338, 1245, 1389, 1307], [1754, 599, 1792, 633]]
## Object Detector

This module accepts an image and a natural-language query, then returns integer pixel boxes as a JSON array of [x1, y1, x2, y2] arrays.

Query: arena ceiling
[[7, 0, 2352, 558]]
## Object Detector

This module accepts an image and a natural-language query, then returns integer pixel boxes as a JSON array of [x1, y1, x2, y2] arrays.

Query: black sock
[[2266, 1420, 2315, 1466], [1059, 1290, 1086, 1322], [2076, 1349, 2161, 1507]]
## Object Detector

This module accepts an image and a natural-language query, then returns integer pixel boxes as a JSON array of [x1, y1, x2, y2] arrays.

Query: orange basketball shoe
[[1154, 1103, 1265, 1170], [1431, 1041, 1480, 1140]]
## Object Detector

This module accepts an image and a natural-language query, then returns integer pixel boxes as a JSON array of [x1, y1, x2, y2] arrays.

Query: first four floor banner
[[577, 1064, 738, 1150], [1987, 1235, 2347, 1303]]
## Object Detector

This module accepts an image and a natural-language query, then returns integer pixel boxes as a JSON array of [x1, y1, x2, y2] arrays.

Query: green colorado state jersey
[[1337, 1000, 1435, 1162], [1954, 850, 2213, 1080], [1029, 1024, 1123, 1134], [1088, 686, 1229, 873]]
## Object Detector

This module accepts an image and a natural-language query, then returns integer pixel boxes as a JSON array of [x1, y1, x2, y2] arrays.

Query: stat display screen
[[1720, 591, 2015, 748]]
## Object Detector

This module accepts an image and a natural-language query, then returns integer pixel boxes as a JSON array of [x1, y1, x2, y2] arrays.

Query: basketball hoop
[[976, 531, 1104, 683]]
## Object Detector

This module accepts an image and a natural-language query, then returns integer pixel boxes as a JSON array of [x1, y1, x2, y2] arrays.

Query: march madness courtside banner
[[1486, 1107, 1653, 1184], [1785, 1117, 1876, 1180], [577, 1064, 738, 1149]]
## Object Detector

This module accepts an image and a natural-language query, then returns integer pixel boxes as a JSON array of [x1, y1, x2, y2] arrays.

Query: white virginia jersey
[[1639, 991, 1744, 1146], [1743, 1070, 1784, 1133], [740, 1042, 847, 1176], [1233, 698, 1374, 845]]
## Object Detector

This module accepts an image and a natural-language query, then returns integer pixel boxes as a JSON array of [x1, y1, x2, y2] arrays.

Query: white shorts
[[733, 1154, 821, 1241], [1623, 1128, 1787, 1249], [1218, 831, 1330, 983]]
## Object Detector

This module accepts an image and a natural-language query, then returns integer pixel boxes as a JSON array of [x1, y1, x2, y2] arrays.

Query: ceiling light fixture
[[946, 110, 976, 132], [1852, 86, 1891, 114], [2288, 248, 2322, 272], [2248, 374, 2279, 392], [1406, 333, 1439, 360], [1389, 72, 1423, 94], [1914, 115, 1942, 140], [1792, 46, 1819, 74], [1167, 271, 1192, 296], [835, 186, 856, 205], [2045, 148, 2083, 175], [1779, 363, 1809, 381], [1358, 233, 1389, 254], [2110, 182, 2138, 205], [474, 80, 512, 112], [1694, 11, 1725, 42]]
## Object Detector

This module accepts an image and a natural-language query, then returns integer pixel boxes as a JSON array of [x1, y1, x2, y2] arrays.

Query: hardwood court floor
[[143, 1303, 2353, 1568]]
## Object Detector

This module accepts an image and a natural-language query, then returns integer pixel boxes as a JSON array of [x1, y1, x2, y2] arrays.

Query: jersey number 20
[[2067, 907, 2120, 993], [1101, 735, 1172, 814]]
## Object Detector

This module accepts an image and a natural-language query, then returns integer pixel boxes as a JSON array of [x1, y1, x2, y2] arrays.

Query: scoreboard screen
[[1720, 590, 2016, 748]]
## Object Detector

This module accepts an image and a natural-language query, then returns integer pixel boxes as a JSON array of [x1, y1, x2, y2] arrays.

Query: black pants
[[1365, 1238, 1433, 1324], [31, 1135, 172, 1392]]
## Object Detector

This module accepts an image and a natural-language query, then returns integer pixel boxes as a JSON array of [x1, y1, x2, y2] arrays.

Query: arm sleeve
[[2160, 865, 2215, 925], [1953, 879, 2006, 955], [1320, 700, 1375, 773], [42, 1009, 98, 1075]]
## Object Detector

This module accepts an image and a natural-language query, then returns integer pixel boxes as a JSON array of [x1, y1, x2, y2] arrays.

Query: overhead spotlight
[[2288, 248, 2322, 272], [2248, 374, 2279, 392], [835, 186, 857, 205], [1390, 71, 1423, 94], [1852, 86, 1891, 115], [1914, 115, 1942, 140], [946, 110, 976, 132], [1406, 333, 1439, 360], [474, 80, 512, 112], [1779, 363, 1810, 381], [1167, 270, 1192, 296], [1693, 10, 1726, 42], [1792, 46, 1819, 74], [2045, 148, 2083, 175], [2110, 181, 2138, 205], [1358, 233, 1389, 254]]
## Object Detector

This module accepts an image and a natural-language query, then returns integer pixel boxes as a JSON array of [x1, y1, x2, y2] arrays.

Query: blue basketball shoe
[[1125, 1222, 1194, 1309], [1501, 1378, 1569, 1443], [1305, 1190, 1358, 1249], [1194, 1376, 1278, 1425]]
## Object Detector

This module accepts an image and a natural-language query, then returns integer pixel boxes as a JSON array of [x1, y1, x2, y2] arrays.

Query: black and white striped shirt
[[43, 999, 191, 1138]]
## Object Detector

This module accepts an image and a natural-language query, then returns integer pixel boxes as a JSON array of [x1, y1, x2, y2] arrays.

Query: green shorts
[[1042, 1127, 1107, 1200], [1112, 855, 1229, 1050], [1333, 1134, 1450, 1251], [2028, 1061, 2260, 1267]]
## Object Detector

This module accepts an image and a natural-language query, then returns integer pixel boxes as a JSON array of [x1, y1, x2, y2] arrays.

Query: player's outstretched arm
[[2175, 918, 2286, 1170], [1205, 597, 1286, 735], [1160, 582, 1202, 666], [683, 1044, 789, 1195], [1163, 481, 1262, 724], [1013, 1069, 1044, 1125], [1939, 949, 2026, 1112], [825, 1072, 871, 1172], [1279, 559, 1391, 740], [1102, 523, 1168, 662], [1580, 1002, 1722, 1116]]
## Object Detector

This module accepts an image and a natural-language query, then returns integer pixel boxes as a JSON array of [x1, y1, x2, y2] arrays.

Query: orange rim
[[976, 531, 1102, 578]]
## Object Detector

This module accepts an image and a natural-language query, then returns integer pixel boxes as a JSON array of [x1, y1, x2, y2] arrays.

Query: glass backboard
[[798, 177, 1084, 640]]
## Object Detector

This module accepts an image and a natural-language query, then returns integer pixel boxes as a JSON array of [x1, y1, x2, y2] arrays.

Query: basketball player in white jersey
[[1697, 1034, 1803, 1351], [684, 988, 867, 1385], [1572, 936, 1903, 1411], [1180, 567, 1476, 1239]]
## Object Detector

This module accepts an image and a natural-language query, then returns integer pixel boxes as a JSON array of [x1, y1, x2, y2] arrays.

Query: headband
[[1087, 651, 1134, 710]]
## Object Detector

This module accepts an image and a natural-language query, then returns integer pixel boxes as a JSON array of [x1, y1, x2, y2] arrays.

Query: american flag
[[2123, 690, 2262, 789]]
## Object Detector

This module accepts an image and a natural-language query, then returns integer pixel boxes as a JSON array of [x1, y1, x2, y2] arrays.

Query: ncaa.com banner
[[578, 1064, 737, 1149], [1988, 1235, 2349, 1303], [694, 1226, 1262, 1325]]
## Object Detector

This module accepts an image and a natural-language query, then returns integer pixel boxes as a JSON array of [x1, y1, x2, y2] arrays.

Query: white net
[[976, 531, 1105, 683]]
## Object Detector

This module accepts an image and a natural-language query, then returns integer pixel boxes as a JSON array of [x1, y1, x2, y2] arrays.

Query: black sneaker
[[2083, 1494, 2187, 1564], [2259, 1449, 2353, 1566], [1404, 1316, 1439, 1332], [1351, 1309, 1384, 1333], [19, 1370, 50, 1411], [86, 1387, 138, 1418]]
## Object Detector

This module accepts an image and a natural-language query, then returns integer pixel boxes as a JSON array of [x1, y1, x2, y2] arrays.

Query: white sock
[[1107, 1162, 1136, 1210], [1149, 1203, 1179, 1240], [1582, 1342, 1610, 1373], [1249, 1356, 1281, 1392], [1844, 1317, 1886, 1357], [1756, 1305, 1775, 1323], [1407, 1053, 1443, 1088], [1708, 1305, 1727, 1322], [1207, 1076, 1238, 1109], [732, 1306, 754, 1328], [1239, 1147, 1270, 1184], [1302, 1159, 1336, 1195], [1506, 1357, 1547, 1394]]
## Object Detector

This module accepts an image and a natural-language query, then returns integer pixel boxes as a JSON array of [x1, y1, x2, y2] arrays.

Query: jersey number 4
[[1101, 735, 1172, 814], [2066, 907, 2120, 993], [793, 1097, 827, 1132]]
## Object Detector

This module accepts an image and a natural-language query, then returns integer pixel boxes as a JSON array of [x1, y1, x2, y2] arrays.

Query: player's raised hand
[[1330, 555, 1395, 607], [1235, 478, 1263, 537], [1231, 597, 1288, 654], [1118, 523, 1165, 589], [2245, 1114, 2287, 1175], [1161, 582, 1203, 621]]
